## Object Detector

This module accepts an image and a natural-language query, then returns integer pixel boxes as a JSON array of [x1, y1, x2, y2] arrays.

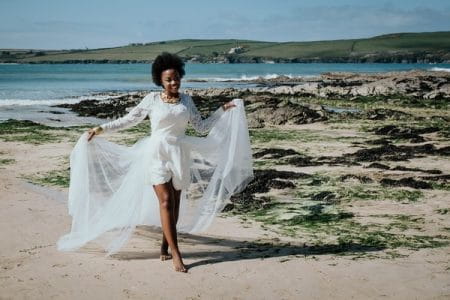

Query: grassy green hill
[[1, 31, 450, 63]]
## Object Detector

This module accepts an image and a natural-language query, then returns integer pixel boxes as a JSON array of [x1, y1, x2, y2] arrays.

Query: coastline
[[2, 31, 450, 64], [46, 70, 450, 123], [1, 70, 449, 299]]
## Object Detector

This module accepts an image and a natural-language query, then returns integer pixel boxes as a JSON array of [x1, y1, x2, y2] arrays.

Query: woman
[[57, 52, 253, 273]]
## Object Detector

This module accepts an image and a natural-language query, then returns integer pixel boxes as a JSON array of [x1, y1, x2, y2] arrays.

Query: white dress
[[57, 92, 253, 254]]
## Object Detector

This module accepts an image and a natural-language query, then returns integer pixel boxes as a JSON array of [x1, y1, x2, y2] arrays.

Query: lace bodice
[[100, 92, 224, 136]]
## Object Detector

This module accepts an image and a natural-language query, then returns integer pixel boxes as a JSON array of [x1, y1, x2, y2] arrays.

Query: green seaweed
[[384, 215, 425, 231], [0, 119, 53, 134], [336, 228, 448, 250], [231, 169, 447, 257], [295, 173, 423, 203], [24, 168, 70, 188], [244, 200, 448, 252], [0, 119, 81, 144], [1, 132, 62, 144], [0, 158, 15, 165], [249, 129, 303, 143], [431, 182, 450, 191], [436, 208, 449, 215]]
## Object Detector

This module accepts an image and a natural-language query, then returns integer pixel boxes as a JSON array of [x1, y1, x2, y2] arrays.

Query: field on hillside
[[1, 31, 449, 63]]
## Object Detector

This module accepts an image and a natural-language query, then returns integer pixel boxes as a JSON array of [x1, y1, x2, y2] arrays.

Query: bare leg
[[173, 188, 181, 223], [153, 181, 187, 273], [160, 184, 173, 260], [161, 187, 181, 260], [160, 235, 171, 260]]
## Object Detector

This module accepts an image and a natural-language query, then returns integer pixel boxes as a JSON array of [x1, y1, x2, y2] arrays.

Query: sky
[[1, 0, 450, 49]]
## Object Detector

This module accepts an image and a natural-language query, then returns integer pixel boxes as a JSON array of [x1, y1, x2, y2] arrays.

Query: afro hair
[[151, 52, 185, 86]]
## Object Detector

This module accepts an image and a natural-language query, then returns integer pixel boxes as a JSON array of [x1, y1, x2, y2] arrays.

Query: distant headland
[[1, 31, 449, 64]]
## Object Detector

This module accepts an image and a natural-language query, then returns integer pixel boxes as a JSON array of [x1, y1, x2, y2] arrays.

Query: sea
[[1, 63, 449, 125]]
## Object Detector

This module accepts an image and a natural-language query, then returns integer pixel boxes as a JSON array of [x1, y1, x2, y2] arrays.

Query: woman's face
[[161, 69, 181, 95]]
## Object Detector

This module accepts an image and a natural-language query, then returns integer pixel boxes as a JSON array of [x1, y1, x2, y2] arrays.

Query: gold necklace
[[161, 91, 180, 104]]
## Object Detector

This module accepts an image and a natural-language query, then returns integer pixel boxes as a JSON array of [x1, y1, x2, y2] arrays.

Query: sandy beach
[[1, 72, 450, 299], [1, 140, 449, 300]]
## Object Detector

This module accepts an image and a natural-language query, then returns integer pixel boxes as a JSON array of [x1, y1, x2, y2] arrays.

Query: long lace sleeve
[[100, 93, 153, 132], [186, 95, 224, 134]]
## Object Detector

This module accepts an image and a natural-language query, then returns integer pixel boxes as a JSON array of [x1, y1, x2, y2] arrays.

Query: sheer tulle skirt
[[57, 99, 253, 254]]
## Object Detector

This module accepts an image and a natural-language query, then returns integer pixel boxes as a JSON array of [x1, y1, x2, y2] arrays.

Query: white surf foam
[[430, 67, 450, 72], [0, 93, 132, 107], [188, 74, 300, 82]]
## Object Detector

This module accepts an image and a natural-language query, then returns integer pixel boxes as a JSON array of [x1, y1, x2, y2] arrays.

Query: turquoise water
[[1, 63, 450, 105]]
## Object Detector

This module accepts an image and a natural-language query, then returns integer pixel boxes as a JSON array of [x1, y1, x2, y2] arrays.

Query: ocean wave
[[430, 67, 450, 72], [0, 99, 80, 107], [187, 74, 300, 82], [0, 94, 129, 107]]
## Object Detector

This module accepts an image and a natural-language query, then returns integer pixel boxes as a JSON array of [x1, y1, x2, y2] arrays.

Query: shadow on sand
[[104, 226, 386, 269]]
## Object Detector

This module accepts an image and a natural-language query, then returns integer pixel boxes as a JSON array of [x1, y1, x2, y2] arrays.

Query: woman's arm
[[88, 93, 153, 140], [187, 95, 235, 134]]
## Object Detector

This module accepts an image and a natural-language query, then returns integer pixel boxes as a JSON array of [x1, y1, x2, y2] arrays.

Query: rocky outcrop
[[249, 70, 450, 100], [185, 70, 450, 100], [243, 96, 328, 128], [55, 92, 147, 119], [55, 70, 449, 127]]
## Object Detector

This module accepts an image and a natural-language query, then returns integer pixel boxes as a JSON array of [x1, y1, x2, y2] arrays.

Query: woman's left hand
[[222, 101, 236, 111]]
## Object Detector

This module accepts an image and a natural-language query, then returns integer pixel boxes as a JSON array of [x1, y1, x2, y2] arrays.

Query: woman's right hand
[[87, 129, 96, 141], [87, 127, 103, 141]]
